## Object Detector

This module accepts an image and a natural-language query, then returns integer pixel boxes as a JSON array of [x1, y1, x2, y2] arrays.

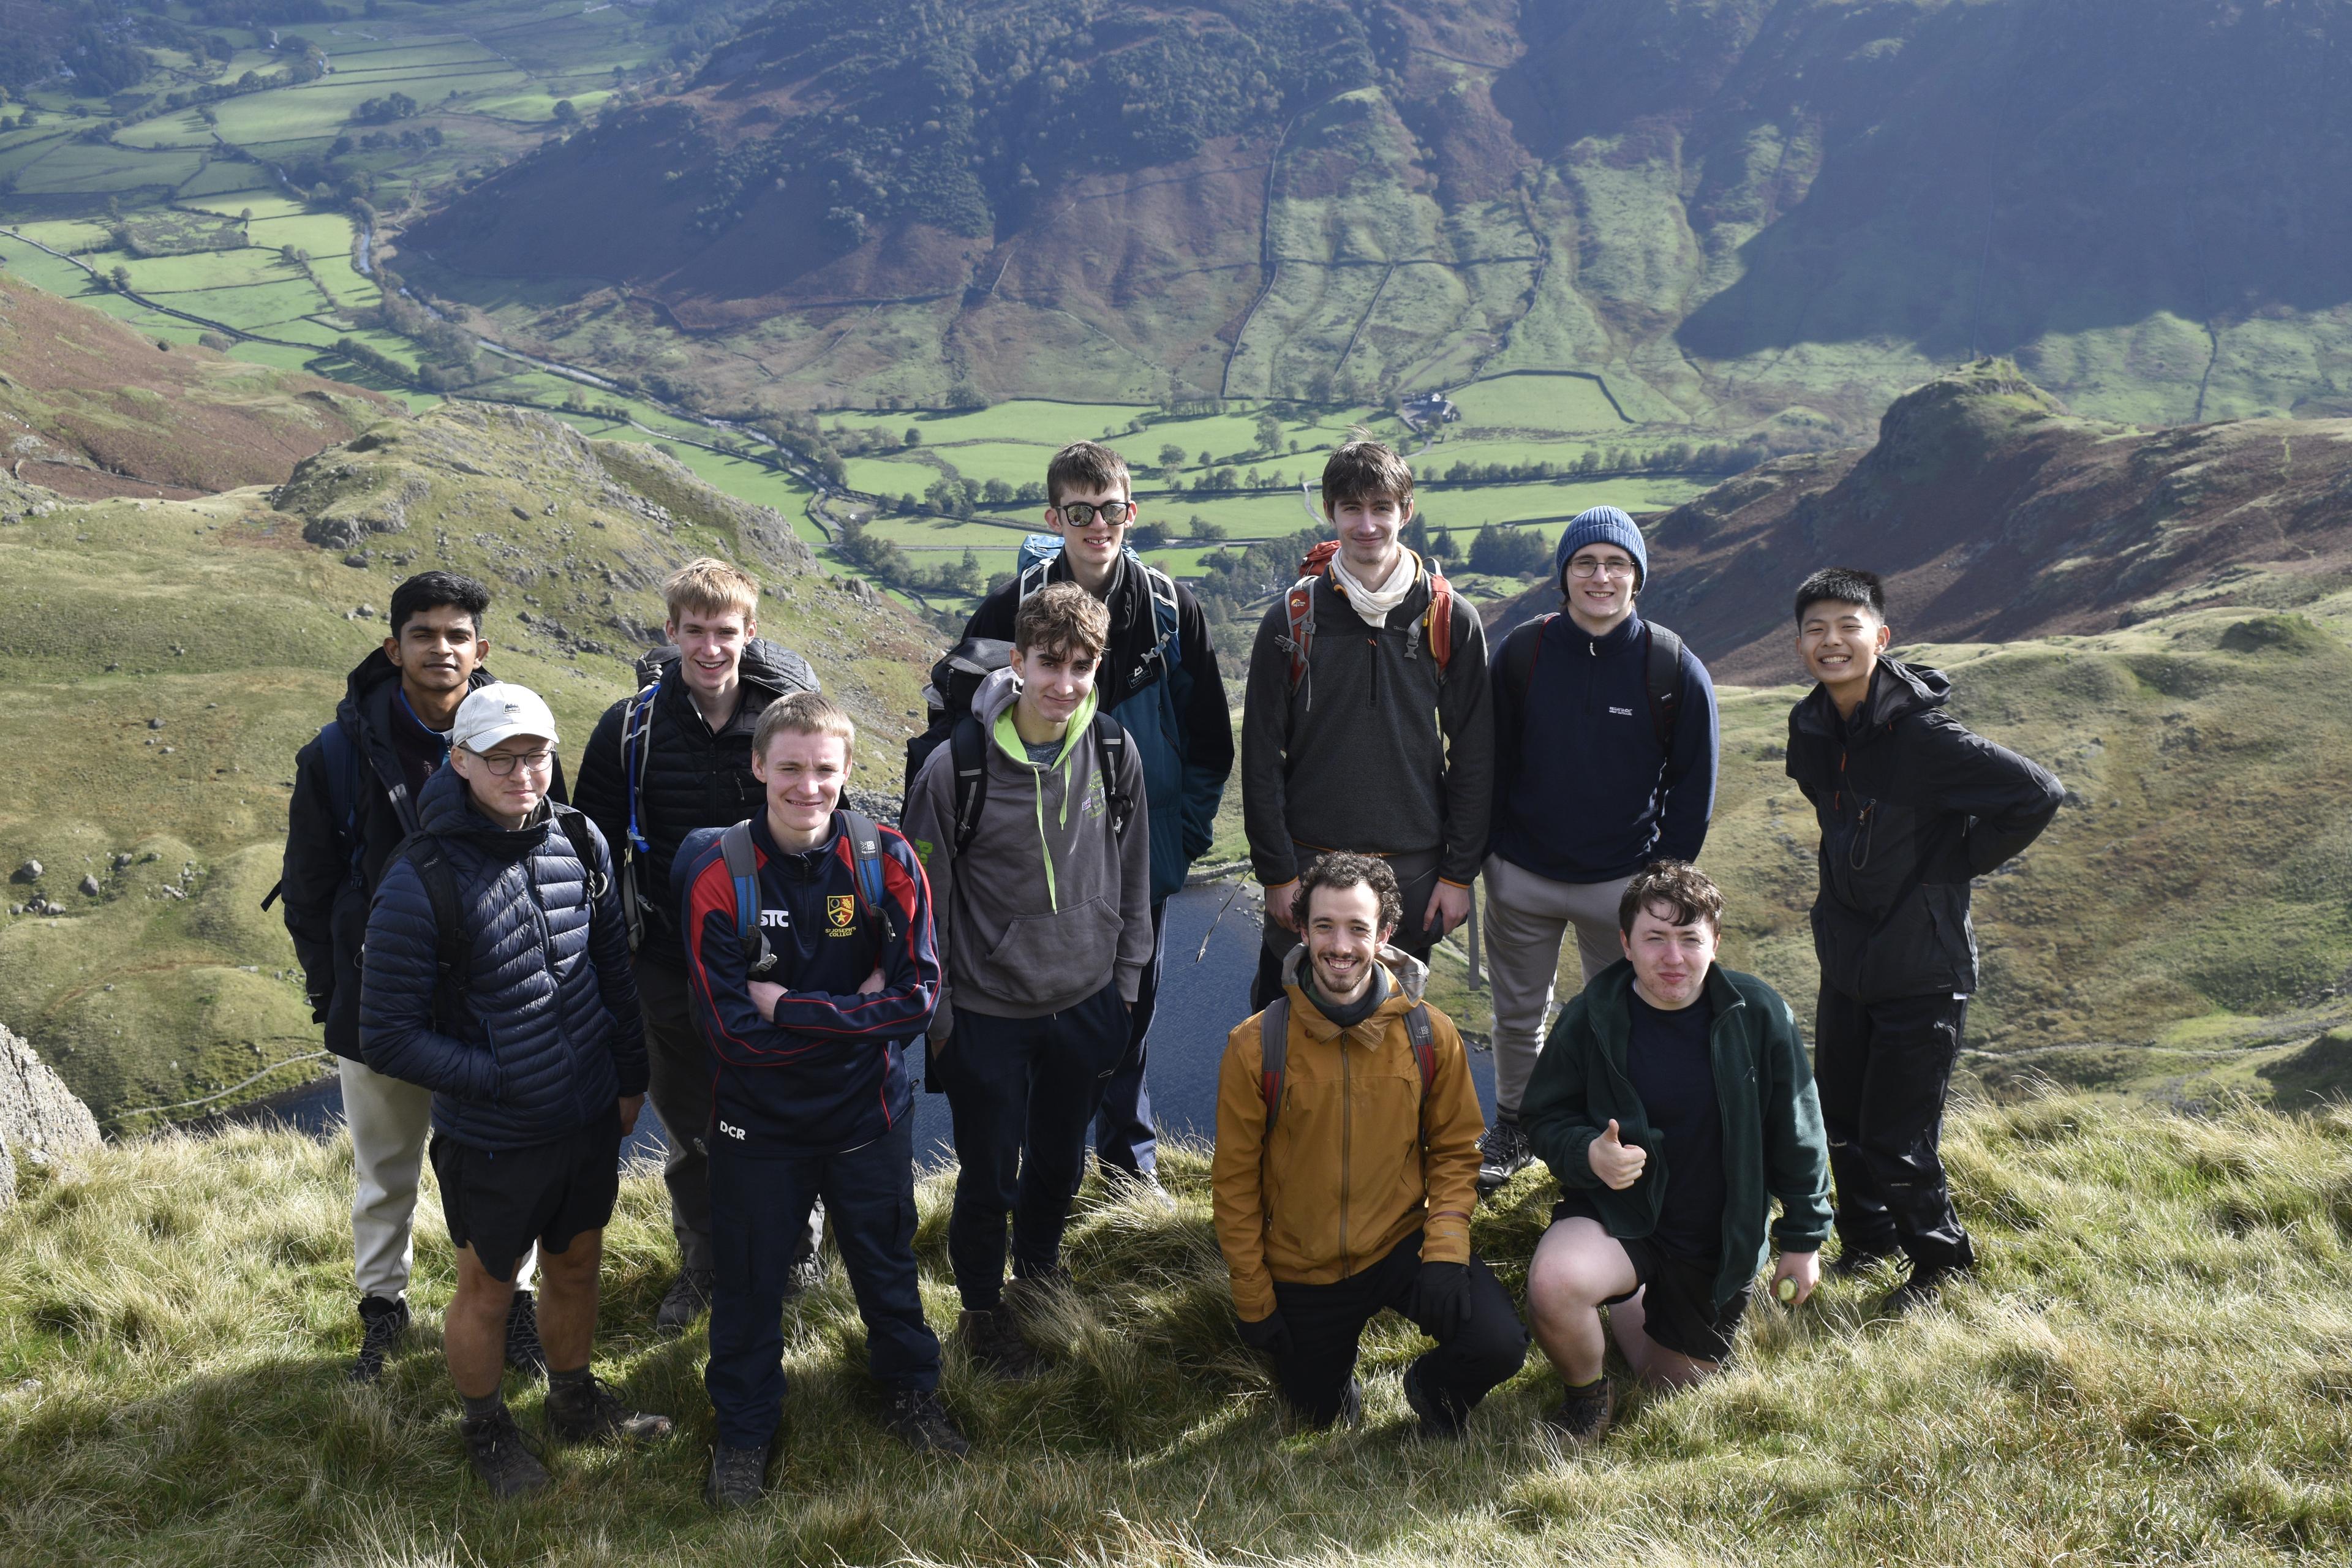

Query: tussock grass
[[9, 1093, 2352, 1564]]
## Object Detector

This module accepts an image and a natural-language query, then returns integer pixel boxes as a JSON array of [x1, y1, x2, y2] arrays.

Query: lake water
[[223, 882, 1501, 1166]]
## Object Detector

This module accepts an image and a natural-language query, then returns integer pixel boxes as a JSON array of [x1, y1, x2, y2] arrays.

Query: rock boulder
[[0, 1023, 102, 1210]]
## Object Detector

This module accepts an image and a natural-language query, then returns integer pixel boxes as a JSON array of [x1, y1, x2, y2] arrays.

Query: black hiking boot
[[954, 1306, 1043, 1381], [705, 1442, 771, 1510], [544, 1371, 675, 1446], [1476, 1118, 1532, 1197], [461, 1405, 552, 1498], [348, 1294, 409, 1385], [655, 1267, 716, 1338], [884, 1388, 971, 1458], [1884, 1262, 1969, 1316], [1545, 1378, 1614, 1447], [1400, 1358, 1466, 1439], [504, 1288, 547, 1380]]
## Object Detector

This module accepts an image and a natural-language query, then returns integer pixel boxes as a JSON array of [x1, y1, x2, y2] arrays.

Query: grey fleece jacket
[[903, 666, 1154, 1036], [1242, 556, 1494, 888]]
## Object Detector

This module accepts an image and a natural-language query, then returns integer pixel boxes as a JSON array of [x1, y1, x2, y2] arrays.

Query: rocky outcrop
[[0, 1022, 103, 1209]]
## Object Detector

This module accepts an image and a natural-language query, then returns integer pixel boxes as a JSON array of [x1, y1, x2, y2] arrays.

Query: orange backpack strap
[[1421, 558, 1454, 677]]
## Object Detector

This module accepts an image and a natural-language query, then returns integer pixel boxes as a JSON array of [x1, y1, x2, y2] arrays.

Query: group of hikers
[[277, 435, 2063, 1502]]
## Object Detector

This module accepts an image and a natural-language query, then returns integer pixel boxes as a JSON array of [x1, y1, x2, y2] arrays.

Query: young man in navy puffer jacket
[[361, 682, 669, 1499], [674, 692, 962, 1509]]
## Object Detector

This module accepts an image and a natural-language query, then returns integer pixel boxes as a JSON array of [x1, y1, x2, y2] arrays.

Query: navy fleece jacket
[[1490, 611, 1719, 884]]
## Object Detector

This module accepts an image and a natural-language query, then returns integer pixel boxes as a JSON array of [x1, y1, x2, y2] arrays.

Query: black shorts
[[1553, 1196, 1751, 1365], [432, 1109, 624, 1283]]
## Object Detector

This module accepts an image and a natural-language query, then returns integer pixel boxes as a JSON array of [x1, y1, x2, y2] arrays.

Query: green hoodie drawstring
[[992, 688, 1098, 915]]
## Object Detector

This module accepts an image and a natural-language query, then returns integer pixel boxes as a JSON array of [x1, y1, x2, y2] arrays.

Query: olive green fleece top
[[1522, 960, 1833, 1311]]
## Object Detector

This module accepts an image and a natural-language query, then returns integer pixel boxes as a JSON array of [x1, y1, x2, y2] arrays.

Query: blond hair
[[663, 557, 760, 625], [753, 690, 856, 761]]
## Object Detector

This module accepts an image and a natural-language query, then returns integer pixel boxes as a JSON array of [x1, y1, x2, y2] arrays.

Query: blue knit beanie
[[1555, 505, 1648, 590]]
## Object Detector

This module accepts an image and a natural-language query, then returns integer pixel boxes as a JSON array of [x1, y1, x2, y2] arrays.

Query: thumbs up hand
[[1588, 1118, 1648, 1191]]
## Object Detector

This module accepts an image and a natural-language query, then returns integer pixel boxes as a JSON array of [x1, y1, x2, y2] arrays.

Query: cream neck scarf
[[1330, 549, 1417, 629]]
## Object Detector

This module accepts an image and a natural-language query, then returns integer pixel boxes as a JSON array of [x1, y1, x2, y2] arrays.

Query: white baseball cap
[[450, 682, 559, 754]]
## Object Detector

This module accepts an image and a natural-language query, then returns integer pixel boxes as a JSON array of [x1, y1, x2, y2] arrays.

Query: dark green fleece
[[1522, 960, 1833, 1312]]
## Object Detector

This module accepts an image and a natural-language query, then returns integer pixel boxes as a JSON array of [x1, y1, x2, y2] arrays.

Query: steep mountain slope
[[1490, 360, 2352, 682], [403, 0, 2352, 428], [0, 271, 391, 500], [0, 328, 929, 1128]]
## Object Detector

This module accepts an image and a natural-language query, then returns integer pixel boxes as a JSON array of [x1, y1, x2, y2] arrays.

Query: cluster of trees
[[1433, 440, 1770, 484], [832, 516, 984, 599], [349, 91, 420, 126], [680, 0, 1376, 246], [363, 268, 483, 390]]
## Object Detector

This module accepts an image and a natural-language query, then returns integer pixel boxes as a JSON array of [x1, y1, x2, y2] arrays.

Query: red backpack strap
[[1258, 995, 1292, 1131], [1283, 541, 1343, 690]]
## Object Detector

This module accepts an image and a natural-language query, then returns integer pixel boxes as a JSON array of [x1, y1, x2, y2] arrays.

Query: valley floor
[[6, 1094, 2352, 1565]]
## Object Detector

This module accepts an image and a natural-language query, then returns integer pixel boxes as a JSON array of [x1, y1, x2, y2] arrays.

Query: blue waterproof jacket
[[360, 766, 647, 1150]]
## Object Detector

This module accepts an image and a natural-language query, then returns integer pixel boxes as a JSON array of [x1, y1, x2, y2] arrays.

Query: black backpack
[[901, 636, 1014, 809], [1498, 616, 1687, 760], [386, 807, 607, 1033]]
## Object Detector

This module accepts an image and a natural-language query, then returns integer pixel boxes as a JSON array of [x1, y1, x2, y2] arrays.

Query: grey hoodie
[[903, 666, 1153, 1036]]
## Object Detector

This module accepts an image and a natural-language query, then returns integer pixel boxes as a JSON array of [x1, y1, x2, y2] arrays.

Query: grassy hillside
[[0, 399, 930, 1131], [7, 1096, 2352, 1564]]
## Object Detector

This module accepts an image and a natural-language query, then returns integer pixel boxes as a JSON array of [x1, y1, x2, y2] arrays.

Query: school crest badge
[[826, 895, 856, 930]]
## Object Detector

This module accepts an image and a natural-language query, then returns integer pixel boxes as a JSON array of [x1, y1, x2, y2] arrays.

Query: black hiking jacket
[[281, 652, 567, 1060], [571, 639, 818, 973], [1785, 658, 2062, 1004]]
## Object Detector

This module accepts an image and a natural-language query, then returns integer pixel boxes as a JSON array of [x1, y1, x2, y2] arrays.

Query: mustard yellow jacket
[[1212, 946, 1484, 1321]]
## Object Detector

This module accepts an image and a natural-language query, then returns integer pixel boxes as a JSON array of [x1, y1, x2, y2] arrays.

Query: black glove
[[1414, 1261, 1473, 1341], [1235, 1310, 1294, 1359]]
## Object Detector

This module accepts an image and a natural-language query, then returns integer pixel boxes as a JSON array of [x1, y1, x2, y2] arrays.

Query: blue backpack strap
[[1258, 994, 1291, 1133], [620, 678, 661, 855], [834, 808, 902, 945], [717, 821, 760, 944]]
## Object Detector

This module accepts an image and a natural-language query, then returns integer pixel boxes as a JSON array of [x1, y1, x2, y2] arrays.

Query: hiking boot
[[1476, 1118, 1532, 1196], [1100, 1165, 1178, 1209], [1884, 1262, 1969, 1316], [1400, 1359, 1465, 1439], [884, 1388, 972, 1458], [543, 1371, 675, 1446], [1545, 1379, 1614, 1447], [504, 1288, 548, 1380], [705, 1442, 770, 1510], [461, 1406, 552, 1498], [348, 1294, 409, 1385], [655, 1267, 716, 1338], [1828, 1245, 1898, 1279], [954, 1307, 1043, 1381]]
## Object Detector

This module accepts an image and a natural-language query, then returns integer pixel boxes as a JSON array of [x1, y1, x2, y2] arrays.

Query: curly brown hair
[[1616, 859, 1725, 935], [1295, 851, 1403, 935]]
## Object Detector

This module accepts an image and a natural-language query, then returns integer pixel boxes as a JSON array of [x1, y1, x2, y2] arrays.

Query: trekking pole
[[1465, 883, 1484, 990], [1196, 878, 1247, 963]]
